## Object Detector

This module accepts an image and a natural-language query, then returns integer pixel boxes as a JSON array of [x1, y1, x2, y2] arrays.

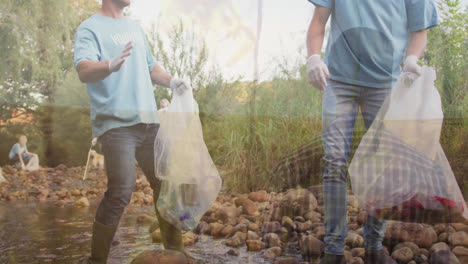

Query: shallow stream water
[[0, 201, 300, 264]]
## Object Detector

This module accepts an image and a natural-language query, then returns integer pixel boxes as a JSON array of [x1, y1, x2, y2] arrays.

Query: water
[[0, 201, 294, 264]]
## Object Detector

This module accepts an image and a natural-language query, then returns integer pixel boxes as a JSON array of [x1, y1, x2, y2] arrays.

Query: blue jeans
[[10, 153, 32, 164], [95, 123, 160, 226], [322, 79, 391, 255]]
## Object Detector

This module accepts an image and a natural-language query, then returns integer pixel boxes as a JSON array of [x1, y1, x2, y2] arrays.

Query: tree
[[147, 21, 209, 92], [425, 0, 468, 118]]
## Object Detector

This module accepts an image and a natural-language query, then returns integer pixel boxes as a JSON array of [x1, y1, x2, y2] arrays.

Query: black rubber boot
[[79, 221, 118, 264], [365, 249, 396, 264], [320, 254, 347, 264], [153, 191, 196, 261]]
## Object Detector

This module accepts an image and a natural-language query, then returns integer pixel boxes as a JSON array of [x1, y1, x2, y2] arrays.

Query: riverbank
[[1, 166, 468, 263]]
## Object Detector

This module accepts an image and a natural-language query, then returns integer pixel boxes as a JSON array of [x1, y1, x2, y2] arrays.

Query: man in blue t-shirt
[[305, 1, 438, 263], [74, 0, 191, 263]]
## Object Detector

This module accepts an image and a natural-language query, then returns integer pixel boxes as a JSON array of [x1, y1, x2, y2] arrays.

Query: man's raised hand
[[108, 41, 133, 73]]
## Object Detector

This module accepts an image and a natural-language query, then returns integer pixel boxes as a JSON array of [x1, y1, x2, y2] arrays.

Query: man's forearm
[[406, 30, 427, 58], [307, 23, 326, 57], [76, 60, 111, 83], [306, 6, 330, 57], [150, 64, 172, 88]]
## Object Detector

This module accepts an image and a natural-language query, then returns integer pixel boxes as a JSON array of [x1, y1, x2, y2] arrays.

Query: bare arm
[[17, 153, 24, 166], [76, 60, 111, 83], [406, 29, 427, 58], [150, 64, 172, 88], [306, 6, 331, 57]]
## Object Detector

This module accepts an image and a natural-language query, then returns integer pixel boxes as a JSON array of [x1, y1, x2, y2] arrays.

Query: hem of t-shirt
[[148, 61, 157, 73], [329, 76, 392, 89], [307, 0, 332, 9], [408, 21, 439, 32], [92, 119, 159, 138]]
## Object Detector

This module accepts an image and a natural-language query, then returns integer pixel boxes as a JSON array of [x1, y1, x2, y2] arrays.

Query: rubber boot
[[365, 249, 396, 264], [153, 191, 197, 262], [79, 221, 118, 264], [320, 254, 347, 264]]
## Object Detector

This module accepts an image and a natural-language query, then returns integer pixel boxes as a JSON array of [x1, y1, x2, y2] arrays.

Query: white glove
[[108, 41, 133, 73], [403, 55, 422, 76], [307, 54, 330, 92], [170, 78, 190, 95]]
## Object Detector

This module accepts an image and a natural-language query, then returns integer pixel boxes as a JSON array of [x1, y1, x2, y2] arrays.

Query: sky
[[126, 0, 468, 82]]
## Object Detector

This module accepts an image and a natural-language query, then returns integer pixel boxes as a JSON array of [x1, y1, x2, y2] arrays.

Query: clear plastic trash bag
[[25, 154, 40, 171], [154, 88, 222, 231], [349, 66, 468, 223]]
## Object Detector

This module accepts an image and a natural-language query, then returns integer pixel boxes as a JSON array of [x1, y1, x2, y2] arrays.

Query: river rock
[[209, 222, 225, 238], [241, 199, 258, 216], [349, 257, 364, 264], [216, 205, 241, 223], [452, 223, 468, 233], [281, 216, 296, 231], [74, 197, 90, 207], [299, 235, 323, 262], [296, 220, 312, 233], [227, 249, 239, 256], [221, 224, 233, 237], [229, 223, 248, 237], [439, 232, 449, 243], [247, 230, 260, 241], [263, 221, 282, 234], [280, 189, 317, 218], [449, 231, 468, 247], [430, 249, 460, 264], [248, 222, 259, 232], [262, 246, 282, 259], [225, 233, 245, 248], [248, 190, 269, 203], [452, 246, 468, 263], [384, 222, 437, 248], [246, 240, 266, 251], [351, 248, 365, 258], [131, 249, 190, 264], [264, 233, 282, 248], [391, 247, 414, 263], [345, 232, 364, 248], [182, 231, 198, 247], [304, 211, 321, 223], [273, 257, 301, 264], [430, 242, 450, 255], [394, 242, 420, 256]]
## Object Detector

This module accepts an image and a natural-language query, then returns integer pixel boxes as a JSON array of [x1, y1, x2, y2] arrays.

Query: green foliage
[[148, 21, 209, 90], [425, 0, 468, 118]]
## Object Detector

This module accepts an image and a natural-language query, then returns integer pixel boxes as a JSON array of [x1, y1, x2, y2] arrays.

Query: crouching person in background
[[9, 135, 38, 171]]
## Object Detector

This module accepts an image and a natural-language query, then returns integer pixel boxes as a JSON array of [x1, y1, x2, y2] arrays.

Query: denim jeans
[[321, 79, 391, 255], [95, 123, 161, 226], [10, 153, 32, 164]]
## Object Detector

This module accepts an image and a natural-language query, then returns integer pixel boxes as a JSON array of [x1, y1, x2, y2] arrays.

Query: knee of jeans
[[104, 186, 134, 206]]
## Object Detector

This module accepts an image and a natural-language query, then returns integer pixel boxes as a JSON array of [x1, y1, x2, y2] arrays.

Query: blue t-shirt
[[9, 143, 27, 160], [308, 0, 438, 88], [74, 14, 158, 137]]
